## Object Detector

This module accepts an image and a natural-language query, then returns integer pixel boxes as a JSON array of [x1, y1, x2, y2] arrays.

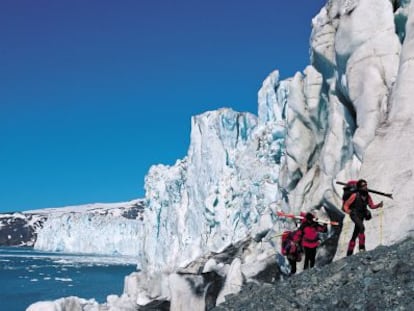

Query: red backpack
[[281, 230, 302, 261], [341, 180, 358, 212]]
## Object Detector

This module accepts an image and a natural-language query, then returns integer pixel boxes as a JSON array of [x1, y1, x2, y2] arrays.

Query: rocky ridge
[[213, 237, 414, 311]]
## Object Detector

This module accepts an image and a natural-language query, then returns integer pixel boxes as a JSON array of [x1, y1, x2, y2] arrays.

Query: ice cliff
[[27, 0, 414, 310], [139, 0, 409, 275]]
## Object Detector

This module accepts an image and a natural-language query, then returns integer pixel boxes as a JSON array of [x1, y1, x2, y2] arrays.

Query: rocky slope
[[0, 212, 46, 246], [213, 237, 414, 311]]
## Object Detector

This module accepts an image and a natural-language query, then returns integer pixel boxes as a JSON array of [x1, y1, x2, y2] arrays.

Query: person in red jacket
[[281, 229, 302, 275], [298, 212, 327, 270], [343, 179, 383, 256]]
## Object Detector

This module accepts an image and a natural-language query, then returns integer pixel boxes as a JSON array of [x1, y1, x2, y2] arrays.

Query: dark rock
[[138, 300, 170, 311], [0, 213, 46, 246], [212, 237, 414, 311]]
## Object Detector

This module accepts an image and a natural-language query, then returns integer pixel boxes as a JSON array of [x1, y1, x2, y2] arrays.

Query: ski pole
[[276, 211, 339, 226], [335, 181, 393, 199]]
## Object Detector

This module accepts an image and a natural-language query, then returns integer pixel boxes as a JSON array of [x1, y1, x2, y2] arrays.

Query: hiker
[[298, 212, 327, 270], [343, 179, 383, 256], [281, 229, 302, 275]]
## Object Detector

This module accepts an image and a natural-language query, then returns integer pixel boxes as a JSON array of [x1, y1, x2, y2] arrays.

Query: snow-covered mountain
[[0, 200, 145, 252], [25, 0, 414, 310], [0, 212, 45, 247]]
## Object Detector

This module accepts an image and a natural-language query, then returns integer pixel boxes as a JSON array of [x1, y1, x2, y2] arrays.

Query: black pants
[[350, 212, 365, 241], [288, 257, 297, 274], [303, 247, 317, 270]]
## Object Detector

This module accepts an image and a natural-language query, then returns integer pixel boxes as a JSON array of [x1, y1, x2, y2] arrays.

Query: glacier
[[26, 0, 414, 310], [33, 200, 145, 261], [35, 212, 144, 258]]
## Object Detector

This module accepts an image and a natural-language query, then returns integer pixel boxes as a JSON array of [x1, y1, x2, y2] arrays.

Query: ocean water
[[0, 247, 138, 311]]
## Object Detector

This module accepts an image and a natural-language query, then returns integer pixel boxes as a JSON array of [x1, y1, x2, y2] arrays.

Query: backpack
[[342, 181, 373, 220], [301, 224, 319, 242], [281, 230, 302, 261], [341, 180, 358, 212]]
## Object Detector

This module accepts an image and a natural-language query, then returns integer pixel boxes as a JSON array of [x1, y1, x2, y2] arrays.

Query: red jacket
[[298, 220, 327, 249]]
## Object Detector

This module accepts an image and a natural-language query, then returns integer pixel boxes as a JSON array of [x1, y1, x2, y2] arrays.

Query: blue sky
[[0, 0, 326, 212]]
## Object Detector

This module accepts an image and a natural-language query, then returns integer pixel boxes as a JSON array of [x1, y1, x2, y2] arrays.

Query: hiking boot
[[358, 233, 365, 249], [347, 240, 356, 256]]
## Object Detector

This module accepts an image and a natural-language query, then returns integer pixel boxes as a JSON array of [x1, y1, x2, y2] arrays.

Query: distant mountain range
[[0, 199, 145, 247]]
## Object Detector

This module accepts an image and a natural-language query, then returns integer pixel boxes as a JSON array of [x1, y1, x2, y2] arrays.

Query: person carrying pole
[[297, 212, 327, 270], [281, 229, 302, 275], [342, 179, 383, 256]]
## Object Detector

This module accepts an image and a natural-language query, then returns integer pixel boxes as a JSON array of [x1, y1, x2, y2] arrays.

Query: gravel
[[212, 237, 414, 311]]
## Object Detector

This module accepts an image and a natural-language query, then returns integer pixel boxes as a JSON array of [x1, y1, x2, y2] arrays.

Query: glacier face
[[142, 108, 285, 273], [35, 212, 144, 257], [32, 200, 145, 261]]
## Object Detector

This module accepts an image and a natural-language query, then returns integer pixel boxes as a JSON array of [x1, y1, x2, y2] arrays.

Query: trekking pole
[[267, 232, 285, 240], [335, 181, 393, 199], [379, 207, 383, 245]]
